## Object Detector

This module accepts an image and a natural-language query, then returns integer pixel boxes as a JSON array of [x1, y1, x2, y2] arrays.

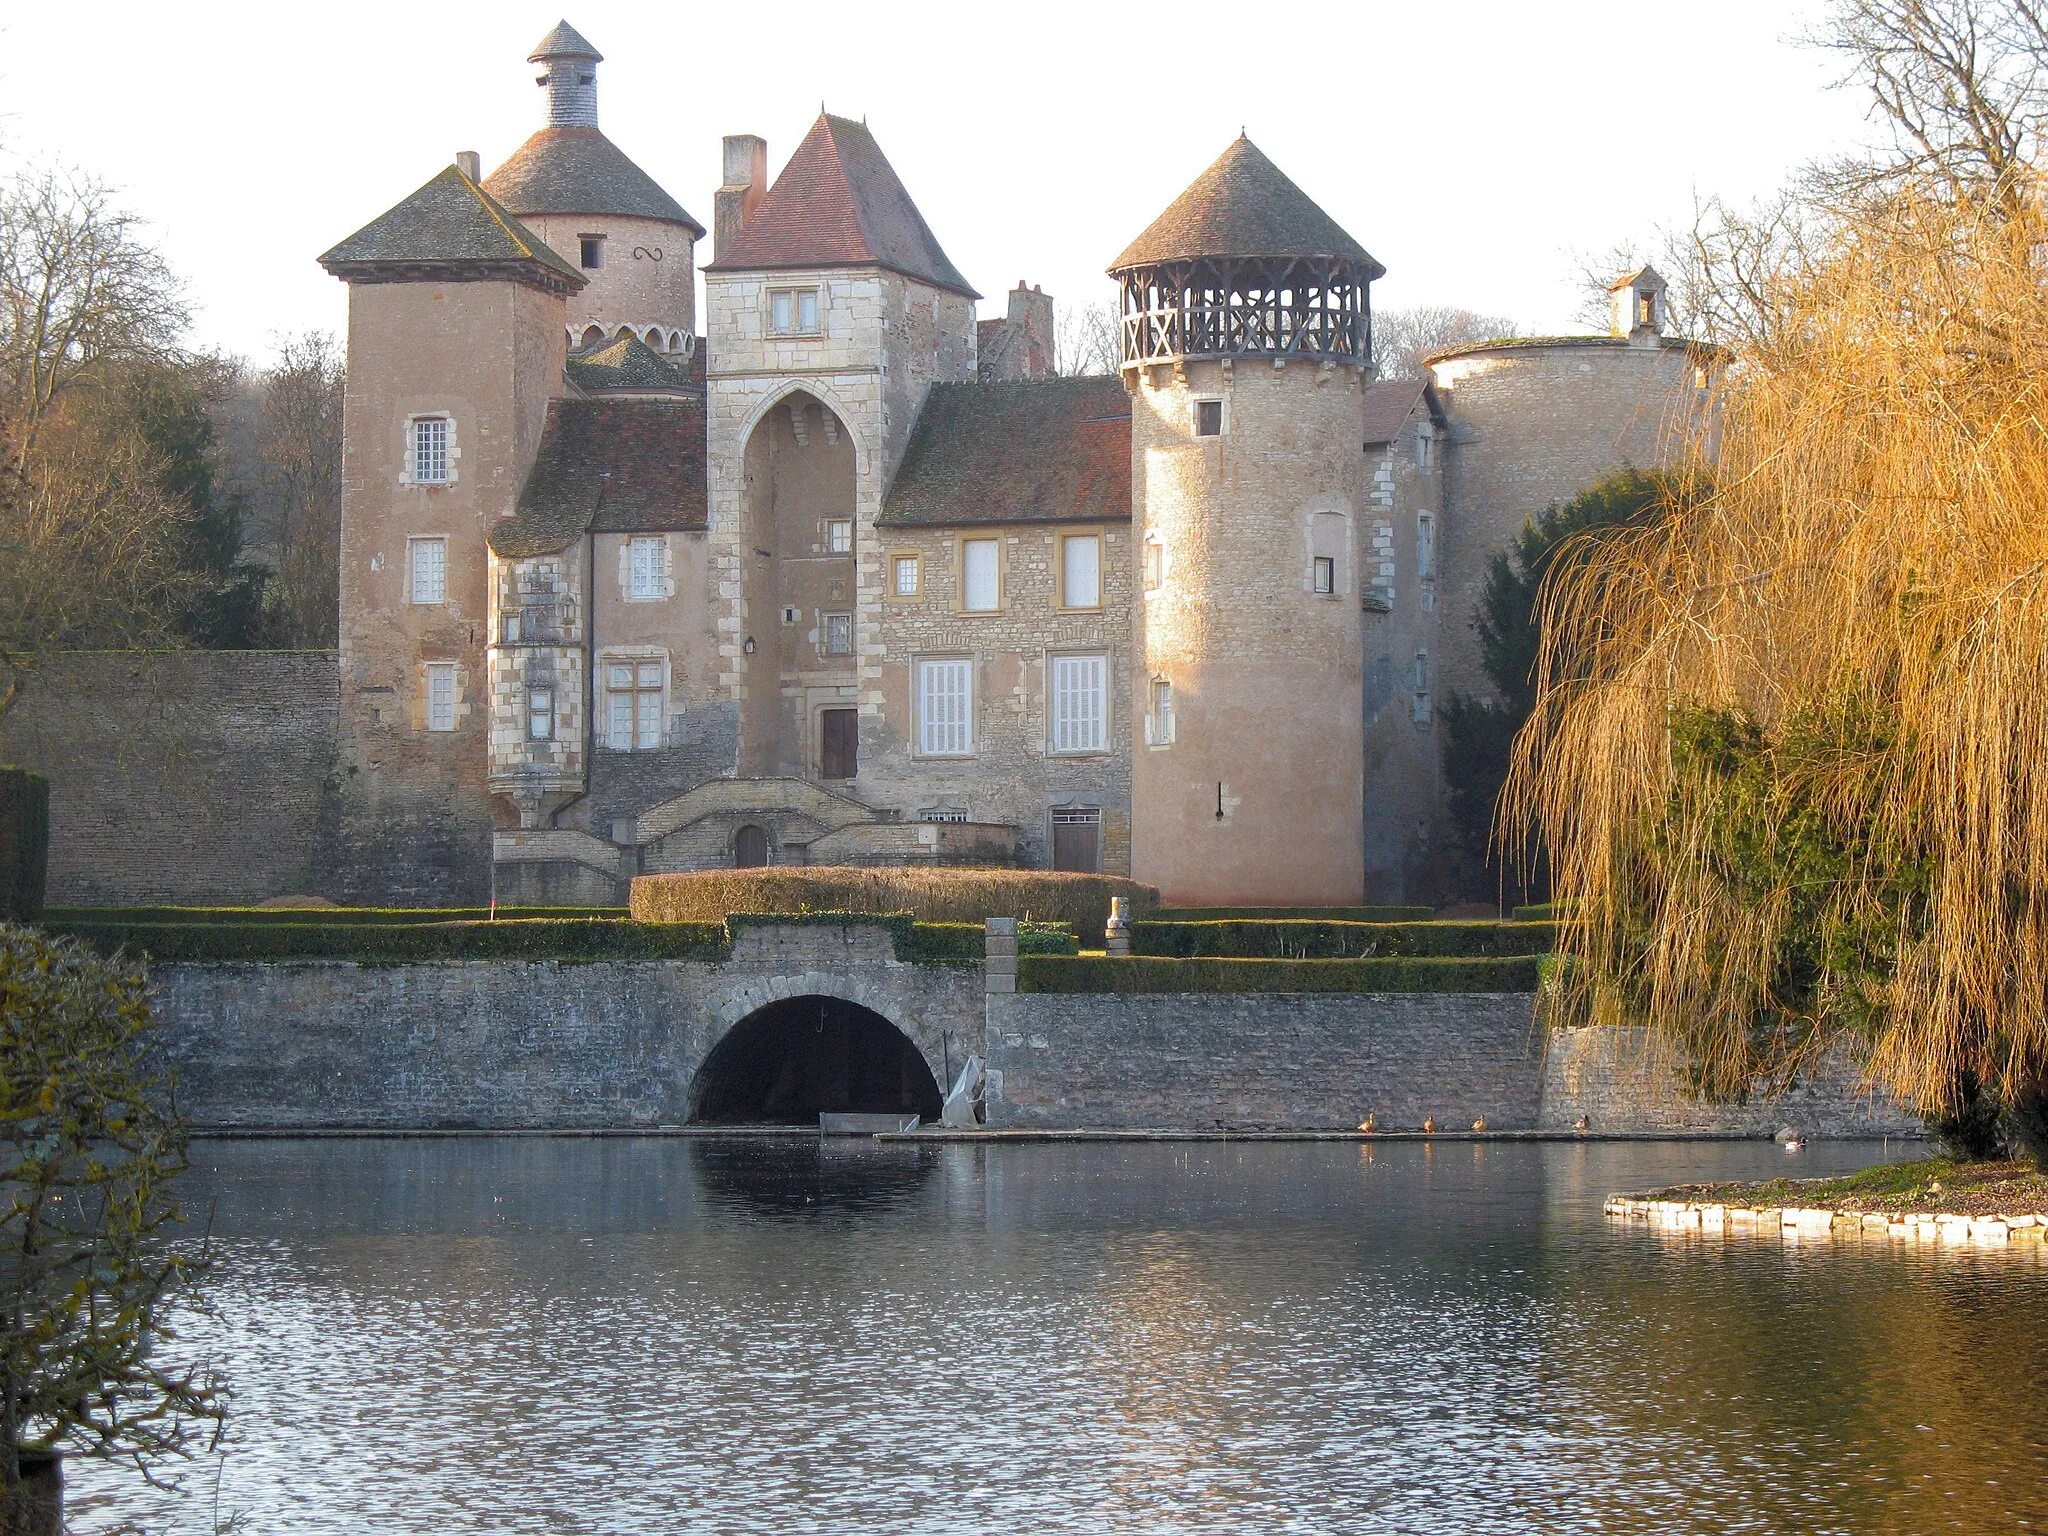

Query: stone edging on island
[[1605, 1195, 2048, 1244]]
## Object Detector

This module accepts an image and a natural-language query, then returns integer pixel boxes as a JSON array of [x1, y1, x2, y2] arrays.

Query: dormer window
[[770, 288, 821, 336], [579, 235, 605, 270]]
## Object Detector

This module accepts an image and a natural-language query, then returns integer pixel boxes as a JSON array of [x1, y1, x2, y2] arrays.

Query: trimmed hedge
[[49, 918, 733, 964], [1132, 919, 1554, 960], [41, 905, 629, 925], [1151, 905, 1435, 922], [46, 911, 1078, 967], [0, 767, 50, 923], [631, 867, 1157, 944], [1018, 954, 1543, 994], [1511, 903, 1555, 922]]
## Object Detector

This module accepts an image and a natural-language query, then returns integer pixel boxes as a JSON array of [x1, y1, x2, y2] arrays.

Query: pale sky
[[1, 0, 1877, 366]]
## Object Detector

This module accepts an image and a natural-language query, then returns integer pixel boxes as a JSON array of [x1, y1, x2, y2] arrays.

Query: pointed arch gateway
[[691, 995, 943, 1124]]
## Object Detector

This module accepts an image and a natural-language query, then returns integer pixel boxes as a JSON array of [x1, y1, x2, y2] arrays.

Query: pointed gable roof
[[706, 114, 977, 297], [1110, 135, 1383, 278], [318, 165, 585, 291], [529, 19, 600, 60], [485, 126, 704, 233]]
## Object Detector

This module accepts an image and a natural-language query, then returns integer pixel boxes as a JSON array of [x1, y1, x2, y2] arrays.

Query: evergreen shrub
[[1132, 919, 1554, 960], [0, 768, 50, 923], [1018, 954, 1543, 994], [631, 868, 1157, 944], [1150, 905, 1433, 922]]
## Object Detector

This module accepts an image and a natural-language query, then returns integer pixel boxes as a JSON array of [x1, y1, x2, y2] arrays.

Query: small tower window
[[892, 553, 922, 598], [1417, 514, 1436, 580], [1637, 289, 1657, 327], [826, 519, 853, 555], [579, 236, 605, 270], [527, 685, 555, 741], [1146, 678, 1175, 746], [1313, 555, 1336, 595], [823, 612, 854, 656], [410, 417, 450, 483], [424, 663, 457, 733], [1416, 427, 1434, 471], [1194, 398, 1224, 437], [769, 288, 821, 336], [408, 537, 447, 605]]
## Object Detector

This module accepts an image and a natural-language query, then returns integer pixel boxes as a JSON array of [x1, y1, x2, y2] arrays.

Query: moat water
[[67, 1136, 2048, 1535]]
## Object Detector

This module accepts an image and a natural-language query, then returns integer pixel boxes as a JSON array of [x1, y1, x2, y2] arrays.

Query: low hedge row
[[631, 867, 1157, 944], [1132, 919, 1554, 960], [49, 912, 1081, 966], [1511, 903, 1555, 922], [1018, 955, 1543, 994], [41, 905, 629, 925], [1150, 905, 1435, 922]]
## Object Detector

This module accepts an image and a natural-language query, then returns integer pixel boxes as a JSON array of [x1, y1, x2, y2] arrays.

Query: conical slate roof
[[1110, 136, 1383, 278], [529, 20, 600, 60], [485, 127, 704, 233], [706, 114, 977, 298], [319, 164, 585, 288]]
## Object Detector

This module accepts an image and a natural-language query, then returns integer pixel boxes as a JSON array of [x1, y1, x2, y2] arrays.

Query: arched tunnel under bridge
[[691, 995, 945, 1125]]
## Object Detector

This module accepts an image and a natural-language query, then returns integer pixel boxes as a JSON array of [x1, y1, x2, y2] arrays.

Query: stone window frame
[[599, 647, 670, 752], [824, 518, 853, 556], [526, 683, 556, 742], [1047, 649, 1112, 757], [955, 534, 1005, 616], [821, 611, 854, 657], [407, 535, 448, 606], [1190, 394, 1227, 438], [578, 233, 605, 270], [423, 661, 459, 733], [624, 535, 672, 602], [1055, 531, 1105, 613], [1142, 536, 1167, 594], [1145, 675, 1175, 748], [914, 655, 976, 759], [1415, 423, 1435, 472], [887, 549, 924, 601], [767, 285, 823, 337], [399, 412, 458, 487]]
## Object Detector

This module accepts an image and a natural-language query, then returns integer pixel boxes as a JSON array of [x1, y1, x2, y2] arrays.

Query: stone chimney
[[454, 150, 481, 182], [715, 135, 768, 262], [528, 22, 603, 129], [1007, 282, 1056, 377]]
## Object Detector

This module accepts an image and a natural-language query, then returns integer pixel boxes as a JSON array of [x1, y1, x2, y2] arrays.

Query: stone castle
[[7, 21, 1721, 909]]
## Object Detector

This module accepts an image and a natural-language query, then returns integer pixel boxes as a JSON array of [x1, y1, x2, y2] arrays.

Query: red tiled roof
[[491, 398, 706, 557], [880, 376, 1130, 527], [1360, 376, 1434, 445], [706, 115, 977, 297]]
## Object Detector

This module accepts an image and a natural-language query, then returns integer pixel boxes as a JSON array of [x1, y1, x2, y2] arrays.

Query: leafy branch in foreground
[[0, 926, 223, 1526]]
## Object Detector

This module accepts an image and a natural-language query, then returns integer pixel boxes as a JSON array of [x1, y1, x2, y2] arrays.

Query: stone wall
[[985, 990, 1545, 1130], [151, 922, 986, 1128], [866, 519, 1134, 870], [0, 652, 340, 905], [1539, 1026, 1919, 1137]]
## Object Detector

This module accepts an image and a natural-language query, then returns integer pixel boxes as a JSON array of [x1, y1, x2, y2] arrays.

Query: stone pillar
[[1104, 896, 1132, 957], [984, 916, 1017, 994]]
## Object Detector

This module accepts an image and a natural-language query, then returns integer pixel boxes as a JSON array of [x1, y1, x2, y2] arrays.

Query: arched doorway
[[734, 824, 768, 867], [692, 996, 943, 1124]]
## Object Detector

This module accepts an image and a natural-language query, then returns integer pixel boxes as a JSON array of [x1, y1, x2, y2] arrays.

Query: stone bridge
[[148, 920, 1917, 1135]]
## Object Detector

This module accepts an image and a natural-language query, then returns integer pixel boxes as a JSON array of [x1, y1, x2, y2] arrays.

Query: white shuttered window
[[918, 659, 973, 755], [962, 539, 999, 612], [425, 663, 456, 732], [1051, 654, 1107, 753], [1061, 535, 1101, 608], [409, 537, 446, 604], [628, 537, 665, 599]]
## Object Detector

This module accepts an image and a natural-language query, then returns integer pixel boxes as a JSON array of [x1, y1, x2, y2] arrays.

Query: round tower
[[482, 22, 705, 353], [1114, 136, 1384, 906]]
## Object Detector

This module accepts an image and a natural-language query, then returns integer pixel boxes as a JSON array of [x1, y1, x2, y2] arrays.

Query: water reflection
[[63, 1136, 2047, 1536]]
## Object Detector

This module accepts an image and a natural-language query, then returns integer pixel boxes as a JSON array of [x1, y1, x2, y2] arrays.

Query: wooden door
[[1050, 810, 1101, 872], [820, 708, 858, 780], [734, 824, 768, 868]]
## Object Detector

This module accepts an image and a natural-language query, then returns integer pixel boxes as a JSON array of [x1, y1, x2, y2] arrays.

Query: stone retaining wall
[[983, 991, 1546, 1131]]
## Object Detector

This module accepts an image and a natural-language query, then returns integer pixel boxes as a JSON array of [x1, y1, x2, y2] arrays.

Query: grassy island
[[1641, 1158, 2048, 1220]]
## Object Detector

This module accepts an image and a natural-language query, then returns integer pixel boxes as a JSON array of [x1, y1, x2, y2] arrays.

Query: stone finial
[[529, 21, 602, 129], [1104, 896, 1132, 958]]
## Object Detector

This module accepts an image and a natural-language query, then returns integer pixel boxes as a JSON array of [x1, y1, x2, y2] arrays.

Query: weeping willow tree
[[1509, 181, 2048, 1153]]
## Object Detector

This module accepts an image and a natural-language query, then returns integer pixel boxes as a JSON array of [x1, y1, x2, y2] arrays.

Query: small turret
[[1609, 265, 1668, 341], [529, 21, 602, 129]]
